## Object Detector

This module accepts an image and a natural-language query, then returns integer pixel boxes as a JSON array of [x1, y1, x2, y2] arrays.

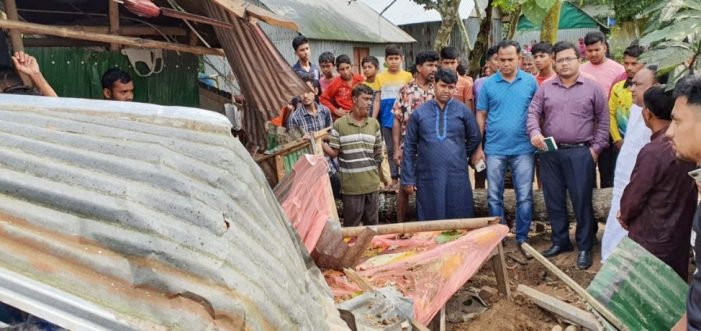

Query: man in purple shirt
[[527, 41, 609, 269]]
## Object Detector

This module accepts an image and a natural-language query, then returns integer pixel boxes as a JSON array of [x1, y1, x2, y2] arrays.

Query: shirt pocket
[[568, 97, 594, 121]]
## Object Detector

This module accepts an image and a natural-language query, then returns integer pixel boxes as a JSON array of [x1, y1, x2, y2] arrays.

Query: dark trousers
[[597, 136, 616, 188], [342, 192, 379, 227], [381, 127, 398, 179], [540, 147, 596, 252]]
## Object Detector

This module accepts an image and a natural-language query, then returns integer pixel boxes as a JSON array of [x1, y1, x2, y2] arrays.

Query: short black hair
[[531, 42, 552, 56], [352, 84, 374, 98], [623, 43, 645, 58], [673, 75, 701, 106], [457, 62, 467, 76], [486, 45, 499, 59], [361, 56, 379, 69], [319, 51, 335, 65], [643, 85, 675, 120], [440, 46, 460, 60], [385, 44, 402, 57], [298, 72, 315, 84], [584, 31, 606, 46], [292, 35, 308, 51], [646, 65, 669, 85], [435, 69, 458, 85], [335, 54, 351, 69], [497, 40, 521, 54], [0, 65, 23, 91], [552, 41, 579, 59], [101, 68, 132, 90], [416, 50, 440, 66]]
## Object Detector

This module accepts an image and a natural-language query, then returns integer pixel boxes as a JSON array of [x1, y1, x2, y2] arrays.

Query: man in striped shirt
[[328, 85, 384, 226]]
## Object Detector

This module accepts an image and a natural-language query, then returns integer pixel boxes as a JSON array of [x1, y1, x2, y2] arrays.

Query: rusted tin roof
[[0, 95, 347, 330]]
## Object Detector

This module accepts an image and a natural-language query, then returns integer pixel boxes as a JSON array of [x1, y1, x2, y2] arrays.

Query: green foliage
[[612, 0, 658, 21], [638, 0, 701, 89], [494, 0, 519, 12], [520, 0, 558, 27]]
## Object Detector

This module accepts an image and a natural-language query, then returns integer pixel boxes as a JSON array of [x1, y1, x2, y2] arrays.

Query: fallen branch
[[341, 217, 499, 237], [517, 285, 603, 331]]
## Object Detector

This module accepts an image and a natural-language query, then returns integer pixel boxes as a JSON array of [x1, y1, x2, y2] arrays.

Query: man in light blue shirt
[[472, 40, 538, 259]]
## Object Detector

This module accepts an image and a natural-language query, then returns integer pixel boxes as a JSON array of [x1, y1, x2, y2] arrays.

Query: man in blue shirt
[[473, 40, 539, 259], [291, 35, 320, 90]]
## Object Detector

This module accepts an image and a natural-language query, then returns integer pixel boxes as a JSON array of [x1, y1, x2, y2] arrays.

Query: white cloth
[[601, 105, 653, 261]]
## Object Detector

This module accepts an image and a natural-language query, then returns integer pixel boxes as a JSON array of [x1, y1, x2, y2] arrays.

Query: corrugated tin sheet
[[515, 28, 600, 46], [254, 0, 415, 43], [0, 95, 347, 330], [360, 0, 479, 26], [586, 237, 687, 331]]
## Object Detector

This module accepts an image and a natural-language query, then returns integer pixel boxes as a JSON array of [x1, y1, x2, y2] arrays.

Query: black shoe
[[517, 242, 533, 260], [577, 250, 593, 270], [541, 245, 573, 257]]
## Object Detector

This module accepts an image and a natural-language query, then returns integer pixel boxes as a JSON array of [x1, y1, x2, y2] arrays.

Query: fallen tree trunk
[[337, 188, 612, 223]]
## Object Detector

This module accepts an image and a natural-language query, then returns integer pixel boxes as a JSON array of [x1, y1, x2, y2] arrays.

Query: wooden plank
[[0, 19, 224, 56], [108, 0, 120, 51], [159, 7, 232, 29], [521, 243, 628, 331], [491, 242, 511, 299], [274, 155, 285, 182], [517, 285, 603, 331], [254, 128, 330, 162], [342, 217, 499, 237], [67, 26, 188, 37], [3, 0, 31, 86], [209, 0, 300, 31]]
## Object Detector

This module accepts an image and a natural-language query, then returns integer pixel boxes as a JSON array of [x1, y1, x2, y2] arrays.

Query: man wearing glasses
[[527, 41, 609, 270]]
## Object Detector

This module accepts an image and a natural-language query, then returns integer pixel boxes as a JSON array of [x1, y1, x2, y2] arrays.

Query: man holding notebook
[[527, 41, 609, 270]]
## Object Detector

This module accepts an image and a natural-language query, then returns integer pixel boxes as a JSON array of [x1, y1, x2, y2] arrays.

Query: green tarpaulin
[[517, 2, 603, 31], [28, 47, 199, 107]]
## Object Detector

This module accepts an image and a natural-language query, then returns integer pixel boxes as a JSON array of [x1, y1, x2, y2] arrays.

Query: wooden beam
[[159, 7, 232, 29], [3, 0, 31, 86], [491, 243, 511, 299], [108, 0, 120, 51], [23, 38, 105, 48], [521, 243, 628, 331], [70, 26, 188, 37], [209, 0, 299, 31], [517, 285, 603, 331], [341, 217, 499, 238], [0, 19, 224, 56]]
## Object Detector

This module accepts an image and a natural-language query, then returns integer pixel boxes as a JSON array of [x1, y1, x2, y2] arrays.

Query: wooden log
[[108, 0, 120, 51], [337, 188, 612, 223], [341, 217, 499, 237], [517, 285, 603, 331], [491, 243, 511, 299], [0, 19, 224, 56], [521, 243, 628, 331]]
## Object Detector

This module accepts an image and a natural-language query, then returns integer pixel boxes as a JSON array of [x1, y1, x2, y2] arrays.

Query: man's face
[[320, 62, 334, 78], [554, 49, 580, 79], [295, 43, 311, 63], [417, 61, 438, 82], [362, 63, 377, 79], [300, 81, 317, 106], [104, 80, 134, 101], [667, 97, 701, 162], [337, 63, 353, 81], [521, 58, 536, 74], [386, 55, 402, 72], [533, 52, 552, 72], [434, 80, 456, 104], [585, 41, 607, 64], [630, 68, 655, 107], [487, 54, 500, 73], [497, 46, 520, 77], [353, 93, 373, 115], [441, 58, 459, 72], [623, 55, 644, 79]]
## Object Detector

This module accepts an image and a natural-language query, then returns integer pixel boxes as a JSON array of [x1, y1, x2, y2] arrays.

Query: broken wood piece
[[490, 243, 511, 299], [521, 243, 628, 331], [341, 217, 499, 237], [109, 0, 120, 51], [339, 228, 376, 268], [506, 253, 528, 265], [255, 128, 330, 162], [159, 7, 233, 29], [517, 285, 602, 331]]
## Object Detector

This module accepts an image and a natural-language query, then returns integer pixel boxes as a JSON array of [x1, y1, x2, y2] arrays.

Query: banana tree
[[520, 0, 561, 43], [638, 0, 701, 89], [412, 0, 463, 50]]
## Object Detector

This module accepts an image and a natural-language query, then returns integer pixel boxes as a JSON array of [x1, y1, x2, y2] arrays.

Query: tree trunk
[[540, 0, 562, 43], [337, 188, 612, 224], [507, 5, 521, 40], [468, 0, 494, 78], [432, 0, 462, 51]]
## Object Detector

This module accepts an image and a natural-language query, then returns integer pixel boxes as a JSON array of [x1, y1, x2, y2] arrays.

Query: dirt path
[[446, 223, 604, 331]]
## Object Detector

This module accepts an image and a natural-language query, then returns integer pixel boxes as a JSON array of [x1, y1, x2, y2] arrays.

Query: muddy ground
[[445, 222, 604, 331]]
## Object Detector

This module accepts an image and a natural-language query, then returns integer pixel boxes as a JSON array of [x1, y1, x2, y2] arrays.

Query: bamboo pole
[[341, 217, 499, 238], [521, 243, 628, 331], [0, 19, 224, 56], [3, 0, 31, 85], [108, 0, 119, 51]]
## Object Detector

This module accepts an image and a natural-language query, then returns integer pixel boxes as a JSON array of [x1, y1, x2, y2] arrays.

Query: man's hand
[[530, 134, 546, 150], [616, 210, 628, 231], [470, 147, 485, 168], [590, 148, 599, 162], [394, 148, 402, 167], [671, 313, 687, 331], [614, 139, 624, 150], [12, 51, 41, 77], [402, 185, 416, 194]]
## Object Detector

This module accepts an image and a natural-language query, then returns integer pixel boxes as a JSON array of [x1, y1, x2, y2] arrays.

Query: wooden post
[[517, 285, 603, 331], [491, 242, 511, 299], [3, 0, 30, 85], [342, 217, 499, 237], [108, 0, 120, 51], [521, 243, 628, 331], [274, 155, 284, 182]]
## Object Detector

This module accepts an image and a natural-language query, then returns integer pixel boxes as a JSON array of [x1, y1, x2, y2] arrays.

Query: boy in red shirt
[[321, 54, 365, 121]]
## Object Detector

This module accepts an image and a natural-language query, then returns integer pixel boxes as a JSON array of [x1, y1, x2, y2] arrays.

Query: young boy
[[374, 45, 412, 187], [320, 54, 365, 121], [440, 46, 474, 111], [318, 51, 335, 93], [531, 42, 555, 86], [291, 35, 320, 89], [362, 55, 391, 188]]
